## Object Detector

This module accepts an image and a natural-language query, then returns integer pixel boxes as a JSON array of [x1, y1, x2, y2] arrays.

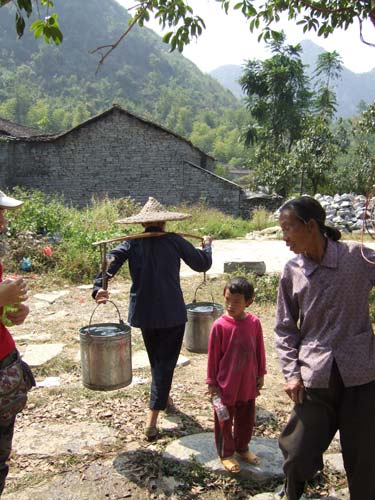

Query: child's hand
[[4, 303, 29, 325], [207, 384, 218, 400], [256, 375, 264, 391], [0, 278, 28, 307]]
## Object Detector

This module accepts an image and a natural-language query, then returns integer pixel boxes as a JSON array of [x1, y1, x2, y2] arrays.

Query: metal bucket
[[79, 301, 132, 391], [184, 301, 223, 353]]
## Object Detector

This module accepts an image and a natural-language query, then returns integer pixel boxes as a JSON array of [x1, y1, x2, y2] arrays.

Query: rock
[[224, 261, 266, 276], [324, 453, 345, 474], [13, 422, 117, 456], [160, 476, 184, 494], [276, 193, 373, 234], [33, 290, 67, 303], [2, 459, 149, 500], [19, 343, 65, 367], [163, 433, 284, 481], [256, 407, 277, 426]]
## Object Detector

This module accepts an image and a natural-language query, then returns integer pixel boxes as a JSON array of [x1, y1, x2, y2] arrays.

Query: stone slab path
[[19, 343, 65, 367], [13, 422, 117, 456], [164, 433, 284, 481]]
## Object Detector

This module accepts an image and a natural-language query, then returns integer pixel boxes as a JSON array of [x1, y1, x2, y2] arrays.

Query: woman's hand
[[202, 235, 213, 246], [284, 378, 305, 404], [5, 303, 29, 325], [0, 278, 28, 307], [95, 288, 109, 304]]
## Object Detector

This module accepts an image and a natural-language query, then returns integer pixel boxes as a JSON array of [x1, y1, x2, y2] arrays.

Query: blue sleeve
[[92, 241, 131, 298], [174, 235, 212, 272]]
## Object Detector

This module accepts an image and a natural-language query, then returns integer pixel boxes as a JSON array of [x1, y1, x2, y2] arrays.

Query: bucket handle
[[87, 300, 124, 333], [192, 272, 215, 304]]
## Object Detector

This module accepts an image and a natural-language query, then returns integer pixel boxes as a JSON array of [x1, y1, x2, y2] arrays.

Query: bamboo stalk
[[100, 242, 108, 291], [93, 231, 203, 246]]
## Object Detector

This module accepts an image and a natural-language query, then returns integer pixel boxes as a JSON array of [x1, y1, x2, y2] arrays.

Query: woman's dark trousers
[[279, 361, 375, 500], [141, 324, 185, 410], [0, 417, 15, 495]]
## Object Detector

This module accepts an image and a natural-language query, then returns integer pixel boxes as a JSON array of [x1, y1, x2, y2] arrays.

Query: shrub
[[225, 269, 280, 304], [4, 189, 139, 281], [249, 207, 274, 231], [168, 202, 257, 240], [2, 190, 275, 282]]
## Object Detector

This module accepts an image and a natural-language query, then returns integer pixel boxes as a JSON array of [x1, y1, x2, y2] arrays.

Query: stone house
[[0, 105, 278, 218]]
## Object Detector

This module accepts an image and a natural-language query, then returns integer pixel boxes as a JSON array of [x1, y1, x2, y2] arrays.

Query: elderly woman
[[92, 197, 212, 439], [274, 196, 375, 500]]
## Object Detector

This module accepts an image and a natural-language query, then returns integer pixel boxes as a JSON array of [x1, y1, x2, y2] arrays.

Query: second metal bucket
[[79, 301, 132, 391], [184, 275, 224, 357]]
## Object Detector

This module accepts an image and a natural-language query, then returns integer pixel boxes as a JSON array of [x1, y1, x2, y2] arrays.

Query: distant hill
[[0, 0, 239, 133], [210, 39, 375, 118]]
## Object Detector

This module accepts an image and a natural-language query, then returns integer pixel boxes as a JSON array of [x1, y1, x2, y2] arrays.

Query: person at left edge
[[0, 190, 30, 496], [92, 197, 212, 439]]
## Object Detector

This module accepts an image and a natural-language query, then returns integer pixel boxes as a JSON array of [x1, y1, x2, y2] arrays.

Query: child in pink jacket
[[206, 277, 266, 473]]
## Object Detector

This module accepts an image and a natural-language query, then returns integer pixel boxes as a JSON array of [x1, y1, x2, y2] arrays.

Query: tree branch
[[90, 10, 143, 73], [297, 1, 355, 16], [359, 18, 375, 47]]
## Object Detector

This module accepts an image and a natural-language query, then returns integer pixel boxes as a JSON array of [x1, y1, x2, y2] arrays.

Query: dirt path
[[1, 269, 346, 499], [180, 238, 295, 277]]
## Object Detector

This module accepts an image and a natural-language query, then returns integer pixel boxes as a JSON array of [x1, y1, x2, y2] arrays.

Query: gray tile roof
[[0, 117, 42, 138]]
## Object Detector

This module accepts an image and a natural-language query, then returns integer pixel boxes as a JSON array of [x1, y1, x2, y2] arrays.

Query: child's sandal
[[220, 456, 241, 473], [236, 450, 260, 465]]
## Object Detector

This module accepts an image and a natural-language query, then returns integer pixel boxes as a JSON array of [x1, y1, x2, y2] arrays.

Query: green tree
[[289, 50, 345, 194], [332, 102, 375, 194], [313, 51, 343, 119], [292, 115, 344, 194], [240, 36, 311, 153], [239, 36, 311, 196], [3, 1, 374, 64], [248, 145, 297, 196]]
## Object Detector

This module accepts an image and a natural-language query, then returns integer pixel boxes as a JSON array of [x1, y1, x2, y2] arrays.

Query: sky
[[116, 0, 375, 74]]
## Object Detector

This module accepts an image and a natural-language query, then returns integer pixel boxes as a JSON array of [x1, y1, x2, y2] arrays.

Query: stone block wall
[[182, 161, 242, 217], [1, 107, 229, 210]]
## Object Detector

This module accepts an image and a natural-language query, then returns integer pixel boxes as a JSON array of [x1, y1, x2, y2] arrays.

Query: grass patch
[[4, 188, 274, 282], [32, 356, 80, 378]]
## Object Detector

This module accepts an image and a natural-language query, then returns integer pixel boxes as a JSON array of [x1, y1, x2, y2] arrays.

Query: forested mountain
[[0, 0, 240, 138], [210, 40, 375, 118]]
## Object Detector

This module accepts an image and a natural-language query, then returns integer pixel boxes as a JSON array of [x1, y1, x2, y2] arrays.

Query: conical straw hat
[[115, 197, 191, 224], [0, 190, 23, 209]]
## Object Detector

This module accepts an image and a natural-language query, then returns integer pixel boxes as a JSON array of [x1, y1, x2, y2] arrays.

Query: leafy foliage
[[3, 0, 374, 52], [241, 36, 311, 151], [239, 36, 312, 196], [313, 51, 343, 118], [291, 115, 346, 194], [329, 106, 375, 194], [0, 0, 249, 170], [2, 1, 375, 198]]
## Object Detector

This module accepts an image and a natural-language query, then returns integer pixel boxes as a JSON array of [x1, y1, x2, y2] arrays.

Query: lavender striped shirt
[[275, 238, 375, 388]]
